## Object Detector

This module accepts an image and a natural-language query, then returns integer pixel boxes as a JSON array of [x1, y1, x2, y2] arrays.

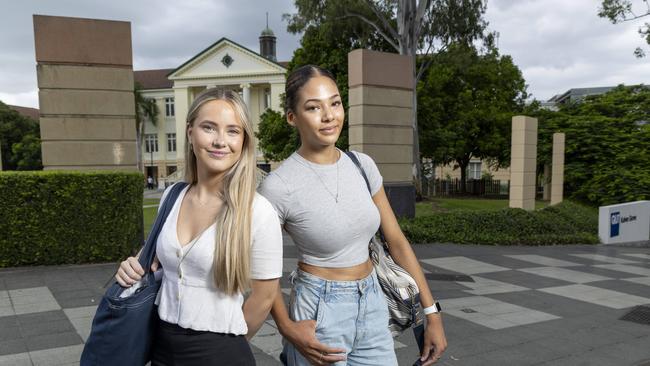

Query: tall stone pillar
[[550, 133, 565, 205], [240, 83, 251, 108], [509, 116, 538, 211], [34, 15, 137, 170], [348, 49, 414, 218], [270, 83, 284, 112]]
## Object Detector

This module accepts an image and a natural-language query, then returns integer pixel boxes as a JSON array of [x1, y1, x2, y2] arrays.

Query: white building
[[135, 27, 287, 186]]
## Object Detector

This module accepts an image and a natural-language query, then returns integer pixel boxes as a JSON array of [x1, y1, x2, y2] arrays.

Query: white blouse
[[154, 184, 283, 335]]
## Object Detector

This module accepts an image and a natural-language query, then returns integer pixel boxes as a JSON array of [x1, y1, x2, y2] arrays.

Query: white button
[[176, 249, 182, 258]]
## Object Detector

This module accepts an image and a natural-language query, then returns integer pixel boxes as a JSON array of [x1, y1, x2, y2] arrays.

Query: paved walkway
[[0, 241, 649, 365]]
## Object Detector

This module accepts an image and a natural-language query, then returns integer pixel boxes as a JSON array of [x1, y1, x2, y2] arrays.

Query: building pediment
[[168, 38, 286, 81]]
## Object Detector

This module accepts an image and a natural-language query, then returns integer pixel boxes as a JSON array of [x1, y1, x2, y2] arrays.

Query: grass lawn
[[416, 197, 548, 217], [143, 198, 160, 206]]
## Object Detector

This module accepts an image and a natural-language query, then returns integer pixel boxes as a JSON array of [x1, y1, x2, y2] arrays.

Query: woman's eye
[[202, 125, 216, 132], [306, 105, 319, 111], [332, 101, 342, 107], [228, 129, 240, 135]]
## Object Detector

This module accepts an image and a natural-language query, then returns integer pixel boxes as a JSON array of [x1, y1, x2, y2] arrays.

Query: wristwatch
[[423, 301, 442, 315]]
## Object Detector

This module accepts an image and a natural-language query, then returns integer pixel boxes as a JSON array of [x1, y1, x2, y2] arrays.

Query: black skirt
[[151, 320, 256, 366]]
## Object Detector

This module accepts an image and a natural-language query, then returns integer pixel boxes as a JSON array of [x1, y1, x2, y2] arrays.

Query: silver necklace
[[292, 151, 340, 203]]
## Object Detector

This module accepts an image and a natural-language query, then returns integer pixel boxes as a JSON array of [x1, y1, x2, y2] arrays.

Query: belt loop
[[289, 270, 298, 285], [324, 281, 331, 302]]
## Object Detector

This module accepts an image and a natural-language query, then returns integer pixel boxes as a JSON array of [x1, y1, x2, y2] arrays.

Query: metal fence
[[421, 178, 509, 197]]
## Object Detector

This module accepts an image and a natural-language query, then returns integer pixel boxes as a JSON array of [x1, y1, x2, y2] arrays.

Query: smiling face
[[187, 99, 245, 178], [288, 75, 344, 149]]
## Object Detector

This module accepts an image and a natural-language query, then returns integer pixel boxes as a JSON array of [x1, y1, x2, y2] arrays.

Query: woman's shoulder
[[159, 181, 190, 205], [346, 150, 378, 170], [258, 162, 294, 198], [252, 193, 280, 220]]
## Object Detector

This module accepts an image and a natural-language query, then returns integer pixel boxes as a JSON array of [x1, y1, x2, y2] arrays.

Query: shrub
[[399, 201, 599, 245], [0, 171, 143, 267]]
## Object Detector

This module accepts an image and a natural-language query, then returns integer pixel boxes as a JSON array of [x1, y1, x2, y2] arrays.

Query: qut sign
[[599, 201, 650, 244]]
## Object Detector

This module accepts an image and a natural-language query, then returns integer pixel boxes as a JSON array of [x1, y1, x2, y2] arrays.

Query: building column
[[240, 83, 251, 108], [550, 132, 565, 205], [270, 82, 284, 112], [174, 87, 190, 169]]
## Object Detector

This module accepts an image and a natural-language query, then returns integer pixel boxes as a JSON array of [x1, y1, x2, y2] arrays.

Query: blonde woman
[[117, 89, 283, 365]]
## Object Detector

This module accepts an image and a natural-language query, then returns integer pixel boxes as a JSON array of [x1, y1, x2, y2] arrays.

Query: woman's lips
[[207, 150, 229, 158], [319, 125, 338, 135]]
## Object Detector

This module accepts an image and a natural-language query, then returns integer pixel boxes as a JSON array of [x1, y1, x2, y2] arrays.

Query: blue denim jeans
[[283, 269, 397, 366]]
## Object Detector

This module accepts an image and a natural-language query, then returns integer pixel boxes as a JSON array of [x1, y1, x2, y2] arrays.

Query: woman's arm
[[243, 278, 280, 339], [372, 186, 447, 366]]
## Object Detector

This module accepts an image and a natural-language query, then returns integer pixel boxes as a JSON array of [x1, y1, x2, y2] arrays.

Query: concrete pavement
[[0, 241, 649, 365]]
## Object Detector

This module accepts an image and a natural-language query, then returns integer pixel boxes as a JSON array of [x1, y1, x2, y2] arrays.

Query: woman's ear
[[286, 110, 296, 127]]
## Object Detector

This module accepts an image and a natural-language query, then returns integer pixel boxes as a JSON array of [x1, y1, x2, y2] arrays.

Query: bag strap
[[344, 151, 386, 242], [138, 182, 189, 273]]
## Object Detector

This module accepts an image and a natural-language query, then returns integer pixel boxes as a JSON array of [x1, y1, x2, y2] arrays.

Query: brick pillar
[[509, 116, 538, 211], [34, 15, 137, 170], [348, 49, 415, 218], [550, 133, 565, 205]]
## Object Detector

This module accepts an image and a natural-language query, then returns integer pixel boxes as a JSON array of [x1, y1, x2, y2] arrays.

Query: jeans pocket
[[292, 284, 322, 327]]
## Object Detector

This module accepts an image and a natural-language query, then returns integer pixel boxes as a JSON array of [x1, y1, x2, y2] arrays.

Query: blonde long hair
[[184, 89, 256, 295]]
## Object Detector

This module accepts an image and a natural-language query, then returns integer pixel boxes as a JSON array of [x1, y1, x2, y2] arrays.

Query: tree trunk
[[135, 121, 144, 172], [458, 159, 469, 194], [412, 55, 422, 195]]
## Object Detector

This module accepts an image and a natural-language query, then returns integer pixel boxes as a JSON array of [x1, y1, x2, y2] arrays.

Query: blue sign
[[610, 212, 620, 237]]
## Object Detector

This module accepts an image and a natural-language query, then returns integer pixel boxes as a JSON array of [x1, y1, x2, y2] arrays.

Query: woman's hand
[[115, 255, 159, 287], [283, 319, 347, 365], [420, 314, 447, 365]]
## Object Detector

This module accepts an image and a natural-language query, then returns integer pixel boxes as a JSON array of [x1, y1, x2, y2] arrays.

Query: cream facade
[[137, 37, 286, 186]]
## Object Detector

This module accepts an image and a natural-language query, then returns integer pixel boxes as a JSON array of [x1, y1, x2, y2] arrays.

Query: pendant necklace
[[292, 150, 340, 203]]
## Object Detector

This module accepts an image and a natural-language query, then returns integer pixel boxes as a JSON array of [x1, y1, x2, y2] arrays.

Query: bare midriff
[[298, 259, 373, 281]]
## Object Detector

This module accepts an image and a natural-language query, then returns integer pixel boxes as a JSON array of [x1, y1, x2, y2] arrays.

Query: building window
[[468, 162, 481, 180], [165, 97, 175, 117], [145, 134, 158, 153], [166, 165, 177, 176], [167, 133, 176, 152]]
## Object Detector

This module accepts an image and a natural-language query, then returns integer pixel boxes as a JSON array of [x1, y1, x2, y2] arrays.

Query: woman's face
[[187, 99, 245, 178], [288, 75, 344, 149]]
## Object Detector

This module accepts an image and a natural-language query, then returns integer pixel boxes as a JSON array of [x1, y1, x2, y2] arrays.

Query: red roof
[[9, 105, 39, 121], [134, 68, 174, 90]]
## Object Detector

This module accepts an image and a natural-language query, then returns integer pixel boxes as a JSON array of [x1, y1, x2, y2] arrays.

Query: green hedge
[[400, 201, 599, 245], [0, 171, 143, 267]]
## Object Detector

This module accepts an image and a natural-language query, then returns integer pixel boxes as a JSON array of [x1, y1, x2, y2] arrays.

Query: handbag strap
[[344, 151, 386, 242], [138, 182, 189, 273]]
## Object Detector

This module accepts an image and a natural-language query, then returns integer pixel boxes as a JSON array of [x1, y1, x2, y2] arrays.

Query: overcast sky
[[2, 0, 650, 108]]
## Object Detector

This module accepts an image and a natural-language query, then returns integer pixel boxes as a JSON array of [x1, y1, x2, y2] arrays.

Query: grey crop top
[[258, 150, 383, 268]]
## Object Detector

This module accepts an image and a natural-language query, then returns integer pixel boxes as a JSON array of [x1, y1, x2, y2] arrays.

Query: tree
[[599, 0, 650, 57], [0, 101, 41, 170], [531, 85, 650, 206], [134, 83, 159, 172], [284, 0, 488, 186], [10, 134, 42, 170], [418, 43, 528, 192], [257, 109, 299, 161]]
